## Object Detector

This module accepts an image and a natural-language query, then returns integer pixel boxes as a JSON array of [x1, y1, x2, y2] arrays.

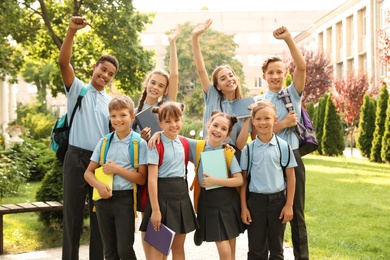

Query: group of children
[[61, 16, 307, 260]]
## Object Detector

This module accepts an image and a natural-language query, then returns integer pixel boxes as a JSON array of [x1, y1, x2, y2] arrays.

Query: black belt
[[249, 190, 286, 200], [112, 190, 133, 198]]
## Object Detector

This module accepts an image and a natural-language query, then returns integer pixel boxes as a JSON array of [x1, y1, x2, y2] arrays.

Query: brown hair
[[132, 69, 170, 130], [208, 110, 237, 134], [261, 56, 284, 73], [152, 101, 184, 122], [96, 55, 119, 74], [211, 65, 243, 100], [109, 95, 134, 114], [251, 99, 276, 118]]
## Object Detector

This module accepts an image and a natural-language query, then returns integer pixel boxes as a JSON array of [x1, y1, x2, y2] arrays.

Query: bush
[[181, 118, 203, 140], [35, 160, 64, 227]]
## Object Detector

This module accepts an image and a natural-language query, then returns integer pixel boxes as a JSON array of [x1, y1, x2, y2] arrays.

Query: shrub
[[181, 118, 203, 140], [357, 94, 376, 158]]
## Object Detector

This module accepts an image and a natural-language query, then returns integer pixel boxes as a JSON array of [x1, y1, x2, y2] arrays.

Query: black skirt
[[139, 177, 199, 234], [197, 186, 245, 242]]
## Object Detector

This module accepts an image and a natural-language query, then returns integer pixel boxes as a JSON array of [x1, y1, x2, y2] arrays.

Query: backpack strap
[[100, 132, 114, 165], [68, 86, 88, 129], [275, 136, 291, 179], [278, 88, 295, 135], [178, 136, 189, 167], [246, 142, 254, 186], [155, 141, 164, 167], [129, 131, 141, 218], [190, 140, 206, 213]]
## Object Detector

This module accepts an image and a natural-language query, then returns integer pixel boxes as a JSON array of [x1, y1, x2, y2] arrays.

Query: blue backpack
[[99, 131, 141, 216]]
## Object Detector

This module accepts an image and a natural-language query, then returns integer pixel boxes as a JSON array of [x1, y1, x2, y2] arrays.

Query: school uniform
[[259, 84, 309, 259], [139, 134, 198, 234], [63, 77, 111, 260], [195, 142, 245, 243], [202, 84, 245, 156], [90, 131, 147, 260], [241, 135, 297, 260]]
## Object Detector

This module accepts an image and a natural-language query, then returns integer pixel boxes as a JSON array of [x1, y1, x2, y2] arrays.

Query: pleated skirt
[[197, 186, 245, 242], [139, 177, 199, 234]]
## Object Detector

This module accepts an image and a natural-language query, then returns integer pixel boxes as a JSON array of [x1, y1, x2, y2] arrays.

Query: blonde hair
[[211, 65, 243, 100], [109, 95, 134, 114], [251, 99, 276, 118]]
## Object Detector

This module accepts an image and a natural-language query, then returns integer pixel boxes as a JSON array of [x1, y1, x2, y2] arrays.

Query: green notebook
[[200, 149, 228, 190]]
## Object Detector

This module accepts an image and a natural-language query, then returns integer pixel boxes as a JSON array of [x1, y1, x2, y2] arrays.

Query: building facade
[[294, 0, 389, 87]]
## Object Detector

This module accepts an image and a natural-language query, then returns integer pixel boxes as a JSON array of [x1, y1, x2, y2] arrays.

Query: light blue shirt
[[256, 84, 302, 150], [203, 84, 245, 145], [148, 133, 192, 178], [240, 135, 297, 194], [66, 78, 111, 151], [91, 131, 148, 190], [195, 142, 241, 187]]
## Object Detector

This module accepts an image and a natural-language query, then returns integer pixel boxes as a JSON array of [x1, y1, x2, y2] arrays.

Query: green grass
[[1, 182, 89, 254], [1, 156, 390, 258], [284, 155, 390, 259]]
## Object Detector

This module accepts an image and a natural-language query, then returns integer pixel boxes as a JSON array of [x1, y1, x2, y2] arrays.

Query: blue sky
[[133, 0, 347, 12]]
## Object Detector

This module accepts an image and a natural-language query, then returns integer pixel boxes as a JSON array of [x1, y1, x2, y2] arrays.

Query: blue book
[[135, 106, 162, 136], [231, 97, 257, 118], [144, 218, 175, 256], [200, 149, 228, 190]]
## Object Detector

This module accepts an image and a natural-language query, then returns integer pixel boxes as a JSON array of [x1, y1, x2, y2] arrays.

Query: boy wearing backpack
[[240, 100, 297, 260], [254, 26, 310, 259], [84, 96, 147, 259], [59, 16, 119, 260]]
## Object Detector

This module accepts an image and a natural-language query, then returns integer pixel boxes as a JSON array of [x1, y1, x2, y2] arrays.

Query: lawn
[[1, 155, 390, 258]]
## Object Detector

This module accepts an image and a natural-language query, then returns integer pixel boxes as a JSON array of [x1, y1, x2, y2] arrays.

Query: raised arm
[[58, 16, 88, 89], [191, 19, 213, 93], [167, 24, 182, 101], [273, 26, 306, 95]]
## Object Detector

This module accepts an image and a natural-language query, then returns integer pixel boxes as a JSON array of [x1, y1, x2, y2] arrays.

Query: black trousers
[[247, 191, 286, 260], [95, 190, 136, 260], [62, 145, 103, 260], [290, 149, 309, 260]]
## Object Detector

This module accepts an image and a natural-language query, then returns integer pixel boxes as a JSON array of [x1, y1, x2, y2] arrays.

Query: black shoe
[[193, 229, 203, 246]]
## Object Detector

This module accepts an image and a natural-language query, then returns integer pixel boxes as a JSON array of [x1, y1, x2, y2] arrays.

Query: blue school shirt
[[148, 133, 192, 178], [195, 142, 241, 187], [90, 131, 148, 190], [202, 84, 245, 145], [256, 84, 302, 150], [66, 78, 111, 151], [240, 135, 297, 194]]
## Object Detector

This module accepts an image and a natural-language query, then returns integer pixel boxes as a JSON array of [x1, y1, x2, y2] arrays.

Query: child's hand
[[69, 16, 88, 30], [97, 183, 112, 199], [148, 131, 162, 149], [241, 207, 252, 225], [191, 19, 212, 37], [201, 173, 216, 187], [223, 143, 235, 152], [283, 111, 298, 128], [151, 210, 162, 231], [168, 24, 182, 43], [273, 26, 291, 40], [280, 204, 293, 224], [140, 127, 151, 141], [102, 160, 118, 175]]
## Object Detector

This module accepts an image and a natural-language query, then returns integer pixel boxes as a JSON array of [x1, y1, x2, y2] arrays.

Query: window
[[252, 77, 262, 88], [162, 35, 169, 46], [234, 34, 241, 44]]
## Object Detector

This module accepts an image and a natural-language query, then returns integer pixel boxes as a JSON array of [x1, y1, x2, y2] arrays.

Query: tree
[[164, 22, 245, 104], [322, 94, 345, 156], [2, 0, 154, 98], [332, 70, 370, 155], [381, 97, 390, 163], [378, 10, 390, 84], [357, 94, 377, 158], [284, 47, 333, 106], [314, 94, 329, 155], [370, 85, 389, 162]]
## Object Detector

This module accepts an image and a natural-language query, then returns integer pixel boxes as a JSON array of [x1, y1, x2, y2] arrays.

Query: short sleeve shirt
[[90, 131, 148, 190], [66, 78, 111, 151]]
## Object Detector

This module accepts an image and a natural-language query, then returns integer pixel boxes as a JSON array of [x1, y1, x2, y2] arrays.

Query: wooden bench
[[0, 201, 64, 254]]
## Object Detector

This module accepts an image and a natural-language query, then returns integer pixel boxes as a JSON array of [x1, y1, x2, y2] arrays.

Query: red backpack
[[138, 136, 190, 212]]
